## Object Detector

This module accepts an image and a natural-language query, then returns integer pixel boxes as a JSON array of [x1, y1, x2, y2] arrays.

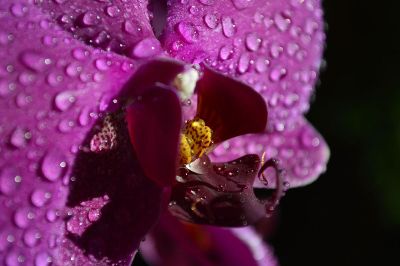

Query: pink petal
[[140, 211, 278, 266], [126, 86, 182, 187], [196, 67, 267, 143], [0, 2, 161, 265], [36, 0, 162, 57], [210, 117, 330, 187], [163, 0, 325, 130]]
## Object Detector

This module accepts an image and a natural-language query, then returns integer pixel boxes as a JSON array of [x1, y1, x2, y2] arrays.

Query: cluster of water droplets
[[0, 2, 137, 264], [167, 0, 325, 132], [35, 0, 161, 59]]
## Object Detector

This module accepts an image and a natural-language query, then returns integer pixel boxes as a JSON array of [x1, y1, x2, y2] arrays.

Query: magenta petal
[[126, 86, 182, 187], [169, 155, 284, 226], [36, 0, 161, 57], [210, 118, 330, 187], [141, 212, 277, 266], [196, 67, 267, 143], [0, 2, 160, 264], [163, 0, 325, 130]]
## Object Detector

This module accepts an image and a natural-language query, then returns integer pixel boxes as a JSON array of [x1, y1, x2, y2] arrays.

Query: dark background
[[135, 1, 400, 265], [272, 0, 400, 265]]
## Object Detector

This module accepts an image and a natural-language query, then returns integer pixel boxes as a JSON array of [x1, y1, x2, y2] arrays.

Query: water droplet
[[231, 0, 254, 9], [274, 12, 291, 32], [23, 228, 41, 247], [10, 3, 28, 17], [10, 127, 30, 148], [31, 189, 52, 207], [238, 53, 250, 74], [219, 45, 233, 60], [14, 208, 34, 229], [34, 252, 52, 266], [245, 33, 261, 51], [45, 209, 58, 223], [105, 5, 120, 17], [58, 119, 75, 133], [94, 58, 111, 71], [20, 51, 51, 72], [0, 167, 21, 195], [203, 14, 219, 29], [81, 11, 101, 26], [0, 80, 11, 97], [269, 67, 287, 82], [46, 72, 63, 87], [177, 22, 199, 43], [65, 63, 82, 77], [189, 5, 199, 15], [78, 107, 92, 126], [72, 48, 89, 61], [270, 43, 283, 58], [255, 57, 269, 73], [54, 91, 76, 112], [222, 16, 236, 37], [123, 20, 142, 35], [41, 150, 67, 182], [131, 37, 161, 58]]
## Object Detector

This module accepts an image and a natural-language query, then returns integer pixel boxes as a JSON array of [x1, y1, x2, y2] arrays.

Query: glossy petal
[[126, 86, 182, 187], [196, 67, 267, 143], [0, 2, 161, 265], [140, 212, 277, 266], [36, 0, 161, 57], [211, 118, 330, 187], [163, 0, 325, 130], [169, 155, 284, 226]]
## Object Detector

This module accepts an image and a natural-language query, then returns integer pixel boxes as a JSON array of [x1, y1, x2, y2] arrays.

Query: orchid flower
[[0, 0, 329, 266]]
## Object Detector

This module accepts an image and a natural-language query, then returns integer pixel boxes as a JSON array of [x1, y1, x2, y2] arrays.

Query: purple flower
[[0, 0, 329, 265]]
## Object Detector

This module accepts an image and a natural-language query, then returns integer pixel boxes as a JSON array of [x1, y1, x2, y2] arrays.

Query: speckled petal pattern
[[0, 2, 162, 265], [35, 0, 161, 58], [210, 117, 329, 187], [163, 0, 325, 130]]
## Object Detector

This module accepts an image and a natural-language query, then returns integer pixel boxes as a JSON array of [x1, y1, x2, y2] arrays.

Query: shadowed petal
[[163, 0, 325, 130], [36, 0, 161, 57], [210, 118, 330, 187], [126, 86, 182, 187], [169, 155, 284, 226], [0, 2, 161, 265], [140, 212, 277, 266], [196, 67, 267, 143]]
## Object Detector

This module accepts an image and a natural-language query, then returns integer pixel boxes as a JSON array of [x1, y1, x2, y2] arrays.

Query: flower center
[[179, 118, 213, 165]]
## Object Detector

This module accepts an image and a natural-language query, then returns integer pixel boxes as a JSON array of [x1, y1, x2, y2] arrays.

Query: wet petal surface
[[36, 0, 160, 57], [210, 118, 329, 187], [163, 0, 325, 130], [0, 2, 161, 265]]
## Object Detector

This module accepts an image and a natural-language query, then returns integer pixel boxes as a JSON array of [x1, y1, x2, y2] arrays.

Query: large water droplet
[[0, 167, 21, 195], [255, 57, 269, 73], [105, 5, 120, 17], [177, 22, 199, 43], [231, 0, 254, 9], [219, 45, 234, 60], [269, 67, 287, 82], [10, 127, 30, 148], [23, 228, 41, 247], [203, 14, 219, 29], [10, 3, 28, 17], [94, 58, 111, 71], [14, 208, 34, 229], [34, 252, 52, 266], [131, 38, 161, 58], [30, 189, 52, 207], [238, 53, 250, 74], [81, 11, 101, 26], [245, 33, 261, 51], [20, 51, 52, 72], [54, 91, 76, 112], [41, 150, 68, 182], [274, 12, 291, 32], [222, 16, 236, 37]]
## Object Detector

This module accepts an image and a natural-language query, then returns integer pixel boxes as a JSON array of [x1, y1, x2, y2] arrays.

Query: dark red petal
[[126, 86, 182, 187], [121, 59, 186, 100], [196, 67, 268, 143], [169, 155, 284, 227]]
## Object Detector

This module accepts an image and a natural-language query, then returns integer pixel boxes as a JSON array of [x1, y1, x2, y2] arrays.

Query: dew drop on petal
[[30, 189, 52, 207], [222, 16, 236, 37], [231, 0, 254, 10], [20, 51, 51, 72], [0, 167, 21, 195], [54, 91, 76, 112], [177, 21, 199, 43], [41, 150, 67, 182], [245, 32, 261, 51], [131, 37, 161, 58], [203, 14, 218, 29]]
